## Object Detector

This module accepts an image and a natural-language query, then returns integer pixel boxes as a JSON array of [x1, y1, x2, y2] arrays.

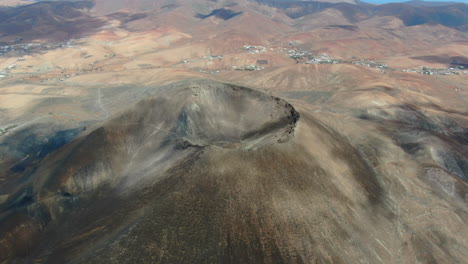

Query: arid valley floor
[[0, 0, 467, 263]]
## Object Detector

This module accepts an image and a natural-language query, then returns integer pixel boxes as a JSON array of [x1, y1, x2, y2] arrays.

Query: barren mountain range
[[0, 0, 467, 263]]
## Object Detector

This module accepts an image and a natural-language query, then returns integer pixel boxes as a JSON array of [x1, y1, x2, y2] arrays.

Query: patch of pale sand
[[37, 45, 111, 70], [3, 30, 194, 74], [125, 44, 210, 67], [89, 29, 129, 41], [156, 33, 192, 46], [0, 84, 51, 94], [0, 84, 85, 97], [110, 31, 192, 57], [65, 68, 206, 86], [171, 52, 291, 71], [0, 94, 42, 111], [357, 16, 404, 30], [360, 81, 441, 104], [218, 63, 380, 92], [8, 55, 41, 68], [111, 39, 162, 57], [0, 85, 75, 114], [13, 54, 76, 74], [0, 57, 21, 70], [332, 91, 402, 109]]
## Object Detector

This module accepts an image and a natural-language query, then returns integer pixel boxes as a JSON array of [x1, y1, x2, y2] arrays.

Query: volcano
[[1, 80, 466, 263]]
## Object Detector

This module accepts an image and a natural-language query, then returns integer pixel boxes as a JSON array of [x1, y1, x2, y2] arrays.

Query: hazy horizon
[[364, 0, 467, 3]]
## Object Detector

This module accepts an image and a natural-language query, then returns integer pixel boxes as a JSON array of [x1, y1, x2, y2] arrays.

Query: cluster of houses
[[0, 43, 41, 56], [0, 40, 76, 57], [350, 59, 387, 69], [242, 45, 268, 54], [203, 55, 224, 61], [306, 54, 343, 64], [287, 49, 313, 60], [235, 65, 265, 71], [416, 66, 466, 76], [284, 46, 467, 76]]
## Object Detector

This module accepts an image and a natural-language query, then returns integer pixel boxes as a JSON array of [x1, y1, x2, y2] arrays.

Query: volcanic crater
[[172, 82, 300, 149]]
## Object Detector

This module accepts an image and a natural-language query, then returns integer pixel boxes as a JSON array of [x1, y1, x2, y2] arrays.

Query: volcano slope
[[0, 79, 467, 263]]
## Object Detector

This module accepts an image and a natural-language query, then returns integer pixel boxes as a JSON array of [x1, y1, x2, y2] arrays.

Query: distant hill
[[402, 1, 463, 7], [269, 0, 359, 4], [0, 0, 104, 41], [256, 0, 468, 31], [0, 0, 467, 42]]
